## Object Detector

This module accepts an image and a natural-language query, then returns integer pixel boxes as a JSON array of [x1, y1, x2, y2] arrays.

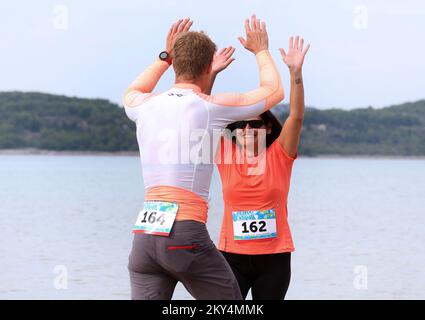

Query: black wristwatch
[[159, 51, 172, 65]]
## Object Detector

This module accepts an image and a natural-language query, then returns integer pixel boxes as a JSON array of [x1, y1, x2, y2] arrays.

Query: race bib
[[133, 201, 179, 236], [232, 209, 277, 240]]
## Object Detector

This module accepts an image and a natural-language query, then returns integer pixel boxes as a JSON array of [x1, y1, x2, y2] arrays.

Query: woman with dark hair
[[216, 36, 310, 300]]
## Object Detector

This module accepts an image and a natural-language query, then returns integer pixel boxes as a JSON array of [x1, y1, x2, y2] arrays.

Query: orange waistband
[[144, 185, 208, 224]]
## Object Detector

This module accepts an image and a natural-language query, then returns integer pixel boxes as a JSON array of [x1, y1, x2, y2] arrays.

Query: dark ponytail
[[260, 110, 282, 148]]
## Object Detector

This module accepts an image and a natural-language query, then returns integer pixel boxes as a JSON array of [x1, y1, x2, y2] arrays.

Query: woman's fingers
[[300, 38, 304, 52], [289, 36, 294, 50], [302, 44, 311, 56], [295, 35, 299, 50]]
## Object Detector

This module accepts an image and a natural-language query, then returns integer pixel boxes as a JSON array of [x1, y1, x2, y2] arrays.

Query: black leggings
[[220, 251, 291, 300]]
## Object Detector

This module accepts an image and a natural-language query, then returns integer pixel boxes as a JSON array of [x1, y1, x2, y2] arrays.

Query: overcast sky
[[1, 0, 424, 109]]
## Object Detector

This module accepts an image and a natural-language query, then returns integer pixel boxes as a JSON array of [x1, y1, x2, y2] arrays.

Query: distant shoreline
[[0, 149, 139, 157], [1, 149, 424, 159]]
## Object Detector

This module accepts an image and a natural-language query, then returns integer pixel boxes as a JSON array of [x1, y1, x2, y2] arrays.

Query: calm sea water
[[0, 155, 424, 299]]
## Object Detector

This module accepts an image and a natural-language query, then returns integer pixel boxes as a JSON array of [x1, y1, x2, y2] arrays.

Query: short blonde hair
[[173, 31, 217, 80]]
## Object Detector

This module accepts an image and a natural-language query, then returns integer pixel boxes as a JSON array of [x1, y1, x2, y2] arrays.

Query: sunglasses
[[228, 120, 265, 131]]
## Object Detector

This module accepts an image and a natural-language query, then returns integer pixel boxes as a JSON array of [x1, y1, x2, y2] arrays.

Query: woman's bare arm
[[278, 36, 310, 157]]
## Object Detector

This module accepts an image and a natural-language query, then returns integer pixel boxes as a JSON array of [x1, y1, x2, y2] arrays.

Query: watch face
[[159, 51, 168, 60]]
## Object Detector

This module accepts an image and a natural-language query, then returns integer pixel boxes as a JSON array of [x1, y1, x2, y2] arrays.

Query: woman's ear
[[267, 124, 272, 134]]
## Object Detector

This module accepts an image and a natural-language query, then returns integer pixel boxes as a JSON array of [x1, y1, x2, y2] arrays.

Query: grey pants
[[128, 220, 242, 300]]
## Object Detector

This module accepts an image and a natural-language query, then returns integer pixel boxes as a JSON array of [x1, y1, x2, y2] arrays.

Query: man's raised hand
[[212, 47, 236, 74], [238, 14, 269, 54], [166, 18, 193, 59]]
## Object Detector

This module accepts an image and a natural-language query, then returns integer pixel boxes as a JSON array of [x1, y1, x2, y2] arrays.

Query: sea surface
[[0, 155, 424, 299]]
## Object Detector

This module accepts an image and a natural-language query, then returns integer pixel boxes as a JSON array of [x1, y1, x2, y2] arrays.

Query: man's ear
[[205, 61, 213, 75]]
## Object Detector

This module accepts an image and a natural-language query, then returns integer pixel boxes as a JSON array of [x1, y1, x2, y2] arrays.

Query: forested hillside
[[1, 91, 424, 155]]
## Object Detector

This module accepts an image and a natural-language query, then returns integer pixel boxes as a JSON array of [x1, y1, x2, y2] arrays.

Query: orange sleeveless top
[[216, 139, 296, 254]]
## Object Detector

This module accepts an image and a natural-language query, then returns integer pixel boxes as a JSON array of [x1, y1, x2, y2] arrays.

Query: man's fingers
[[225, 58, 236, 67], [251, 14, 257, 30], [289, 36, 294, 50], [300, 38, 304, 52], [167, 23, 175, 39], [261, 21, 267, 33], [177, 18, 190, 33], [224, 47, 235, 59], [172, 19, 183, 35], [244, 19, 251, 34], [227, 47, 236, 57], [170, 23, 177, 37], [218, 48, 227, 55], [183, 20, 193, 32], [256, 17, 261, 30], [177, 18, 189, 32], [238, 36, 247, 48], [179, 18, 190, 32], [222, 46, 231, 56], [295, 36, 300, 50], [279, 48, 287, 59], [224, 46, 234, 54]]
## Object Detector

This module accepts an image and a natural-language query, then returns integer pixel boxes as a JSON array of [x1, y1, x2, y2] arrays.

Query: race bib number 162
[[232, 209, 277, 240]]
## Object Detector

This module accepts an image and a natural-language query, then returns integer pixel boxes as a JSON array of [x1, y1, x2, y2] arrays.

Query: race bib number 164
[[133, 201, 178, 236]]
